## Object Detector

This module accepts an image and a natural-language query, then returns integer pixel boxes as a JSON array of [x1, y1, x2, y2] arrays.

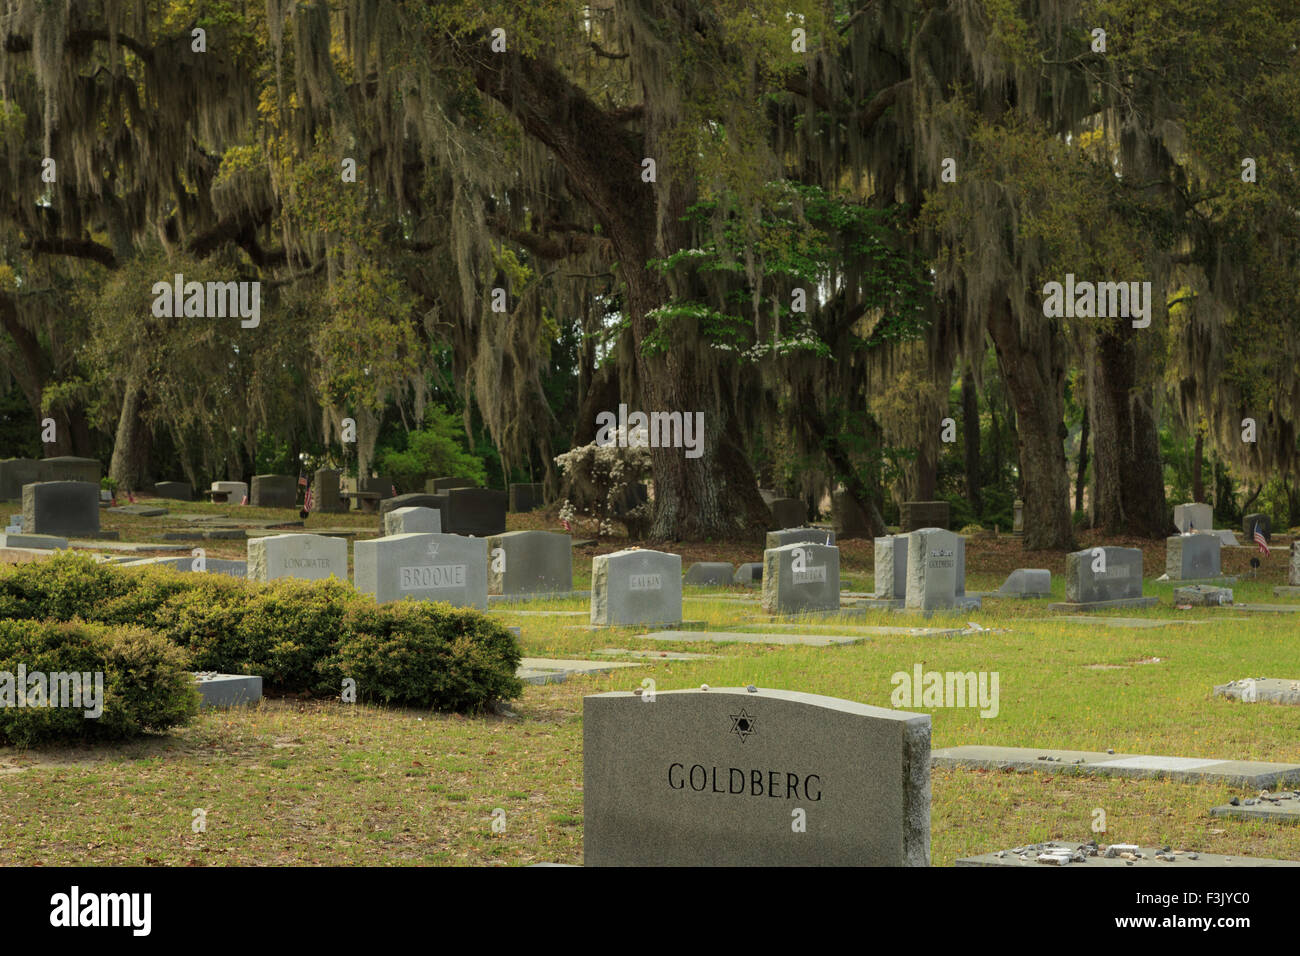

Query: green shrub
[[0, 553, 525, 711], [331, 602, 524, 712], [0, 619, 199, 746]]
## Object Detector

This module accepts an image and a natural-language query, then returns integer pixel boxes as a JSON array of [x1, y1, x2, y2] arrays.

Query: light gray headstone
[[874, 535, 907, 599], [1173, 502, 1212, 534], [733, 562, 763, 587], [765, 527, 836, 550], [1012, 499, 1024, 533], [383, 506, 442, 537], [583, 687, 930, 866], [996, 568, 1051, 597], [762, 543, 839, 615], [1291, 543, 1300, 587], [684, 562, 734, 587], [905, 528, 960, 611], [353, 532, 487, 609], [487, 530, 572, 595], [1165, 534, 1221, 580], [246, 533, 347, 582], [211, 480, 248, 501], [1065, 547, 1143, 602], [590, 549, 682, 626], [22, 481, 99, 537]]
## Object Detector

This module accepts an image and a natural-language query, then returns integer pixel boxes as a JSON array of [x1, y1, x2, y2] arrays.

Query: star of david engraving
[[729, 708, 757, 742], [426, 540, 440, 558]]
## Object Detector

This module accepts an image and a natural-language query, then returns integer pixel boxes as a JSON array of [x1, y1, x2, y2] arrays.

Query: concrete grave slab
[[123, 556, 248, 577], [515, 657, 643, 685], [1174, 584, 1232, 606], [1214, 678, 1300, 704], [107, 505, 168, 516], [594, 648, 721, 661], [487, 590, 589, 605], [614, 629, 867, 646], [193, 673, 262, 708], [957, 842, 1299, 867], [1210, 792, 1300, 824], [583, 687, 930, 866], [0, 533, 68, 550], [933, 745, 1300, 787]]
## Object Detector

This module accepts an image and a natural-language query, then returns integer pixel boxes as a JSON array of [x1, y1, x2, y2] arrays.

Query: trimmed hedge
[[0, 554, 524, 711], [0, 619, 199, 746]]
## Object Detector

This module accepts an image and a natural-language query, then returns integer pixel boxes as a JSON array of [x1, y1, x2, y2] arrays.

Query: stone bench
[[342, 491, 382, 514]]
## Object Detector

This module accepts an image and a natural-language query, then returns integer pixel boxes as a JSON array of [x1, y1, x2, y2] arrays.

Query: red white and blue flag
[[1253, 522, 1270, 556], [300, 473, 314, 512]]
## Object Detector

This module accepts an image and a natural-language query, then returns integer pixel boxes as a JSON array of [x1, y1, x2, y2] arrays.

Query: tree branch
[[25, 237, 118, 269]]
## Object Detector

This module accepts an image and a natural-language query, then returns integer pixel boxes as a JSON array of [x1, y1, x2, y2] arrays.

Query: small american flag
[[300, 473, 314, 512], [1254, 522, 1270, 556], [391, 483, 397, 497], [240, 493, 248, 505], [127, 490, 136, 504]]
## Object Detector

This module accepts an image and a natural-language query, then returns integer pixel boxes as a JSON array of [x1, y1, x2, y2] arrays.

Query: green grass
[[4, 501, 1299, 865]]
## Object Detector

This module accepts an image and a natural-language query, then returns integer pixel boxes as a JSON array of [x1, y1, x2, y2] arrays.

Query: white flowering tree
[[554, 427, 654, 539]]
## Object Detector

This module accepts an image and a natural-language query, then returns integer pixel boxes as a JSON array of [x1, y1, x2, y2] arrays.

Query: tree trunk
[[1074, 402, 1089, 514], [1192, 429, 1204, 502], [109, 382, 151, 490], [987, 297, 1074, 550], [961, 366, 981, 514], [1087, 328, 1169, 537]]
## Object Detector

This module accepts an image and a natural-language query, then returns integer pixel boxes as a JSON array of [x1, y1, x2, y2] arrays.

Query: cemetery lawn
[[2, 506, 1299, 865]]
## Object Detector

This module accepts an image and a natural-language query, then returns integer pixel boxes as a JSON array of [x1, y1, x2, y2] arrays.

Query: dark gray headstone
[[445, 488, 507, 536], [831, 491, 871, 539], [684, 562, 734, 586], [430, 476, 478, 493], [508, 482, 544, 512], [1065, 547, 1144, 603], [354, 532, 488, 608], [583, 688, 930, 866], [360, 475, 396, 499], [733, 562, 763, 587], [22, 481, 99, 537], [901, 501, 949, 532], [995, 569, 1051, 598], [313, 468, 345, 513], [0, 459, 47, 500], [43, 456, 101, 484], [153, 481, 193, 501], [1243, 513, 1272, 543], [768, 497, 806, 530], [250, 474, 297, 509], [487, 530, 572, 595]]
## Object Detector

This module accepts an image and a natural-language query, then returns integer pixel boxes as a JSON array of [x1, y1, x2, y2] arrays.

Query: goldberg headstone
[[766, 527, 836, 550], [685, 562, 734, 587], [354, 532, 487, 609], [590, 549, 682, 626], [383, 506, 442, 537], [487, 530, 572, 595], [1173, 502, 1213, 534], [246, 533, 347, 582], [768, 497, 806, 530], [22, 481, 99, 537], [583, 687, 931, 866], [874, 535, 908, 600], [762, 543, 840, 615], [905, 527, 975, 611], [250, 474, 297, 509], [1166, 534, 1222, 581]]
